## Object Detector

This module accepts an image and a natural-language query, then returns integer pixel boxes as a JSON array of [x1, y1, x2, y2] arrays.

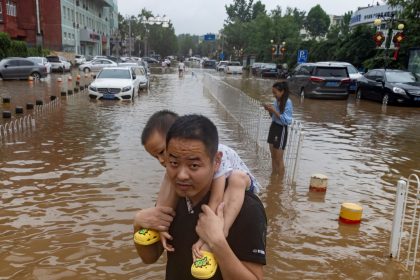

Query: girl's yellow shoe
[[191, 251, 218, 279], [133, 229, 160, 245]]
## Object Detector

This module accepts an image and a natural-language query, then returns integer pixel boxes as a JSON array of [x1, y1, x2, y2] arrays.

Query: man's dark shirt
[[165, 191, 267, 280]]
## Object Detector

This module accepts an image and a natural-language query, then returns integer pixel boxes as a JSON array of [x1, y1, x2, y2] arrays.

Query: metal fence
[[390, 174, 420, 278], [203, 73, 304, 184], [0, 86, 86, 143]]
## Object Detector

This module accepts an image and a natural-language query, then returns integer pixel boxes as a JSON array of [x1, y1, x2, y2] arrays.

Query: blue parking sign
[[297, 50, 308, 64], [219, 52, 225, 60]]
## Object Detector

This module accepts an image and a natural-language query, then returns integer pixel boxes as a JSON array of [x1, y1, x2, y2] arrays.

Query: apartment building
[[0, 0, 118, 56]]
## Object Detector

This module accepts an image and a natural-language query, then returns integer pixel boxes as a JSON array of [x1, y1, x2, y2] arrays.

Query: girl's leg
[[269, 144, 279, 174], [222, 170, 251, 236], [269, 144, 284, 176]]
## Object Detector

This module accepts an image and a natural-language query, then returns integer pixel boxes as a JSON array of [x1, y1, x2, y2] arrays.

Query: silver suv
[[288, 62, 351, 99]]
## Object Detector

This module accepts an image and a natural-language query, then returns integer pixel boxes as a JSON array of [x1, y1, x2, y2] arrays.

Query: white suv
[[216, 61, 229, 72], [88, 67, 140, 100], [46, 55, 71, 72], [74, 55, 86, 65]]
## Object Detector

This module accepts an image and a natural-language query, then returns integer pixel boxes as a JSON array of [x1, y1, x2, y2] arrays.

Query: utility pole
[[128, 16, 132, 57]]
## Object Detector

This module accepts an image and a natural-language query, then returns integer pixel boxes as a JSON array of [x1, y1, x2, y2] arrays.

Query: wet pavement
[[0, 69, 419, 279]]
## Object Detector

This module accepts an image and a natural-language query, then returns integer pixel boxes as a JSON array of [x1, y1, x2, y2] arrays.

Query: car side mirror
[[92, 75, 96, 79], [132, 75, 136, 80], [4, 65, 8, 68], [375, 78, 383, 83]]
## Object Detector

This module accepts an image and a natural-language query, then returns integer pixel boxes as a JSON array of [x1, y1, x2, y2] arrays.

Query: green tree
[[304, 5, 330, 38], [386, 0, 420, 68], [251, 1, 266, 19], [0, 32, 12, 59], [9, 40, 28, 57], [225, 0, 254, 23]]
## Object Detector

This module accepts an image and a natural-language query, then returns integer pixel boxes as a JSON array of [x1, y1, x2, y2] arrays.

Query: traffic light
[[271, 45, 276, 54]]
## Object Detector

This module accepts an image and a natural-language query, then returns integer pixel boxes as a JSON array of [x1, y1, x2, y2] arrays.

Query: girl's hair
[[272, 80, 289, 114]]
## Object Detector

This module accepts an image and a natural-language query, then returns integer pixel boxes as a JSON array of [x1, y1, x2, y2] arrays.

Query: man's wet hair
[[141, 110, 179, 145], [166, 114, 218, 159]]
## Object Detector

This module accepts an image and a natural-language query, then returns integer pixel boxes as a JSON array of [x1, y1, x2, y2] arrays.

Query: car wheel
[[31, 72, 41, 80], [356, 88, 363, 99], [83, 68, 90, 73], [300, 88, 305, 98], [382, 94, 389, 106]]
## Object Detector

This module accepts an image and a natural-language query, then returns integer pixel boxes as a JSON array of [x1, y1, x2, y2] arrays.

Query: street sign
[[204, 34, 216, 41], [219, 52, 225, 60], [297, 50, 308, 64]]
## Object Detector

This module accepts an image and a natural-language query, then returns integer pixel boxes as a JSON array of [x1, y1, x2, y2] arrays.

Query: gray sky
[[117, 0, 385, 35]]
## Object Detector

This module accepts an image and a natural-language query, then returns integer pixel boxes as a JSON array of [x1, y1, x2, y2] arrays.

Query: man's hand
[[133, 206, 175, 232], [195, 203, 225, 250]]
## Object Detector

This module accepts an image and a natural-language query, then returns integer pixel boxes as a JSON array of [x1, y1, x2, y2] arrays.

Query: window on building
[[0, 1, 3, 22], [72, 10, 74, 21], [6, 0, 16, 17], [72, 33, 75, 40], [64, 32, 67, 40]]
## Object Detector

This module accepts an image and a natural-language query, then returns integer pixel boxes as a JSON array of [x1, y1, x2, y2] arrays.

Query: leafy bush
[[0, 32, 12, 59]]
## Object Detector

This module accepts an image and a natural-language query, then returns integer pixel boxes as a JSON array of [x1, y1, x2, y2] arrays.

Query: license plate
[[103, 94, 115, 100], [325, 81, 339, 87]]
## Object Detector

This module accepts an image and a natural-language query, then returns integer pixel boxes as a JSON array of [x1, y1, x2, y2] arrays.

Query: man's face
[[144, 131, 166, 167], [166, 138, 220, 203]]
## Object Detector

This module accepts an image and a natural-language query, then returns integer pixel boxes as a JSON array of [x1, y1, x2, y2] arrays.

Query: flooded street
[[1, 69, 419, 279]]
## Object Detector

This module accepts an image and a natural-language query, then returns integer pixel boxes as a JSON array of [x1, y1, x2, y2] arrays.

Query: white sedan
[[79, 58, 118, 73], [88, 67, 140, 100]]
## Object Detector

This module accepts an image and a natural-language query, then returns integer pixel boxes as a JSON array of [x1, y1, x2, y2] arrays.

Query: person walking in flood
[[263, 81, 293, 176], [178, 60, 185, 78]]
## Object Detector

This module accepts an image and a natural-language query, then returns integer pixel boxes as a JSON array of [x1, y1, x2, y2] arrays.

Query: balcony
[[99, 0, 114, 7]]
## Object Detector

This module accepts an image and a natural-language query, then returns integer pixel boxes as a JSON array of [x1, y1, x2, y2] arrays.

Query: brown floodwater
[[0, 69, 419, 279]]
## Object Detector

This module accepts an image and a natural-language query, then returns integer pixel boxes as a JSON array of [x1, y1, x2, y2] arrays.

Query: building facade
[[0, 0, 118, 56]]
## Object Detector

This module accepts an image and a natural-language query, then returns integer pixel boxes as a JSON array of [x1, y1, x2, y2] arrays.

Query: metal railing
[[203, 73, 304, 184], [390, 174, 420, 278]]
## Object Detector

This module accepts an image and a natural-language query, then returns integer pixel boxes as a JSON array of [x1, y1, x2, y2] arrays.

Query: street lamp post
[[140, 15, 170, 57], [270, 40, 286, 62], [373, 13, 405, 69]]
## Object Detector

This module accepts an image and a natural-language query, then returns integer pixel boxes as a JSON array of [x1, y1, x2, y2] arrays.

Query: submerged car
[[318, 61, 363, 92], [224, 61, 242, 74], [46, 55, 71, 72], [27, 56, 52, 74], [0, 57, 48, 80], [88, 67, 140, 100], [356, 69, 420, 106], [288, 62, 351, 99], [202, 59, 217, 69], [74, 54, 86, 65], [79, 58, 118, 73], [259, 63, 278, 78]]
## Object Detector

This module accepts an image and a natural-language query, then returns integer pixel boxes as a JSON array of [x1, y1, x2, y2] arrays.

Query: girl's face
[[272, 87, 284, 100]]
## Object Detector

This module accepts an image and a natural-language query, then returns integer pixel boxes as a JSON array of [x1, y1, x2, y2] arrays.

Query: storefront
[[79, 28, 101, 57]]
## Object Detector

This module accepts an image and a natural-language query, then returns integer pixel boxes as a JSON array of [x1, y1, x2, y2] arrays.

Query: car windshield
[[314, 67, 348, 77], [228, 62, 240, 66], [386, 71, 417, 83], [97, 69, 131, 79]]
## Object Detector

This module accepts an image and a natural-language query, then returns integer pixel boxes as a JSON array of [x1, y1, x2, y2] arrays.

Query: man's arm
[[133, 206, 175, 263], [196, 204, 264, 280]]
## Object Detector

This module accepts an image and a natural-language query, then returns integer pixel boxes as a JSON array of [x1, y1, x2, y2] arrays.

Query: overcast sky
[[117, 0, 385, 35]]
